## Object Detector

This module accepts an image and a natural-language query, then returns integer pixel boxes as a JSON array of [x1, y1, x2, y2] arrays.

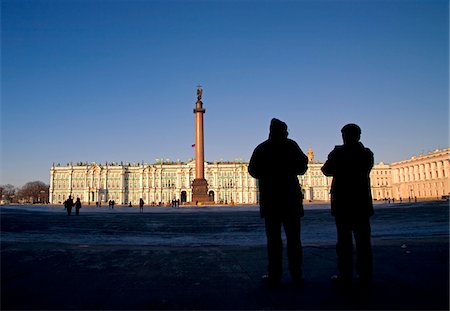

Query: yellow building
[[391, 148, 450, 200], [370, 162, 392, 200]]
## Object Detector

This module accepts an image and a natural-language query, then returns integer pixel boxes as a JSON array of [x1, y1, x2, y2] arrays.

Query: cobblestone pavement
[[1, 201, 448, 310]]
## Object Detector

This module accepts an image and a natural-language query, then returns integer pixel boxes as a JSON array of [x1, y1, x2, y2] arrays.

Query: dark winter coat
[[321, 142, 374, 218], [249, 138, 308, 218]]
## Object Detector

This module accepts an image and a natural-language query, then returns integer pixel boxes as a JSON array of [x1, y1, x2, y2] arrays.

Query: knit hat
[[269, 118, 288, 138]]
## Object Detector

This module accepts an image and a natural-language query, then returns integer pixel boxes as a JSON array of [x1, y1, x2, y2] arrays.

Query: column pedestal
[[192, 178, 210, 204]]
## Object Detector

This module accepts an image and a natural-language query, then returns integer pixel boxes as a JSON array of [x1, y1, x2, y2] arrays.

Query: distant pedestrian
[[249, 118, 308, 287], [139, 198, 144, 213], [111, 200, 115, 209], [322, 123, 374, 286], [129, 202, 132, 207], [75, 198, 82, 216], [64, 195, 74, 216]]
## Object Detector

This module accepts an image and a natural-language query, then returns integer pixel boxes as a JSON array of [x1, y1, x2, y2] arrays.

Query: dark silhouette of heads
[[341, 123, 361, 145], [269, 118, 288, 141]]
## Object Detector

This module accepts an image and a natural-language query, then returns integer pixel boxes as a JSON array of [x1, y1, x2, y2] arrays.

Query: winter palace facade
[[49, 148, 450, 205]]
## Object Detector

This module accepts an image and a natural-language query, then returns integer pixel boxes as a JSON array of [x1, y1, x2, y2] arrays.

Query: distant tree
[[0, 184, 17, 203], [16, 181, 49, 204]]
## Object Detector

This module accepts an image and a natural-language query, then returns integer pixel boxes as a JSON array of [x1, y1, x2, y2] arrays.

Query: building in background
[[300, 148, 332, 202], [370, 162, 392, 201], [49, 160, 258, 205], [49, 148, 450, 205], [391, 148, 450, 200]]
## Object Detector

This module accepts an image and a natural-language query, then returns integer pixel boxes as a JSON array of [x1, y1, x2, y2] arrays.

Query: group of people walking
[[249, 119, 374, 287], [63, 196, 82, 216]]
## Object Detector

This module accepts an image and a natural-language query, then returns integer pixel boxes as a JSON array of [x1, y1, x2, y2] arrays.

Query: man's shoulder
[[254, 139, 270, 150], [327, 145, 350, 160], [359, 143, 374, 158], [329, 145, 344, 154], [363, 146, 373, 155], [286, 138, 300, 147]]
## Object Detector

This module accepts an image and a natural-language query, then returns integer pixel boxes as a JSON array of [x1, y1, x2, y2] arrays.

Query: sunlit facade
[[391, 148, 450, 200], [300, 149, 332, 201], [49, 160, 258, 205], [370, 162, 392, 200]]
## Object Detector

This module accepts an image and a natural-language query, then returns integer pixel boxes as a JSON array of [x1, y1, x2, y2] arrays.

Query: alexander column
[[191, 86, 211, 204]]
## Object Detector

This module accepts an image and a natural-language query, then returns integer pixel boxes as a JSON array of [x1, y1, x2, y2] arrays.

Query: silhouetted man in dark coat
[[75, 198, 82, 216], [139, 198, 144, 213], [249, 118, 308, 286], [64, 195, 74, 216], [321, 123, 374, 285]]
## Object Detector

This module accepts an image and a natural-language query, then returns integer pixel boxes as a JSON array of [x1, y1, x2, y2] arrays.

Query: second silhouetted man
[[322, 123, 374, 286], [249, 118, 308, 286]]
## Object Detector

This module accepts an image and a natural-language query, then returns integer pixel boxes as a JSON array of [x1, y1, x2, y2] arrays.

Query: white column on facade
[[306, 171, 311, 201], [69, 168, 73, 196], [151, 169, 155, 188], [234, 171, 238, 203], [104, 168, 108, 202], [103, 167, 106, 189], [49, 169, 53, 203], [437, 161, 443, 178], [140, 169, 144, 200], [49, 168, 54, 203], [160, 167, 163, 203], [121, 170, 125, 204], [149, 169, 153, 202], [444, 160, 449, 178], [84, 169, 88, 203], [90, 171, 94, 191], [239, 171, 243, 204], [145, 169, 150, 203], [176, 169, 181, 189], [431, 162, 437, 179]]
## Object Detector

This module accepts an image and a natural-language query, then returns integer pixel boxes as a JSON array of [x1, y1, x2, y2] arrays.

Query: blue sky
[[1, 0, 448, 187]]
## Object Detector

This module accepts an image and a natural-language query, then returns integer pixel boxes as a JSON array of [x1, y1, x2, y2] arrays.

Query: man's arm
[[293, 142, 308, 175], [248, 147, 260, 179], [321, 149, 336, 176], [366, 149, 374, 172]]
